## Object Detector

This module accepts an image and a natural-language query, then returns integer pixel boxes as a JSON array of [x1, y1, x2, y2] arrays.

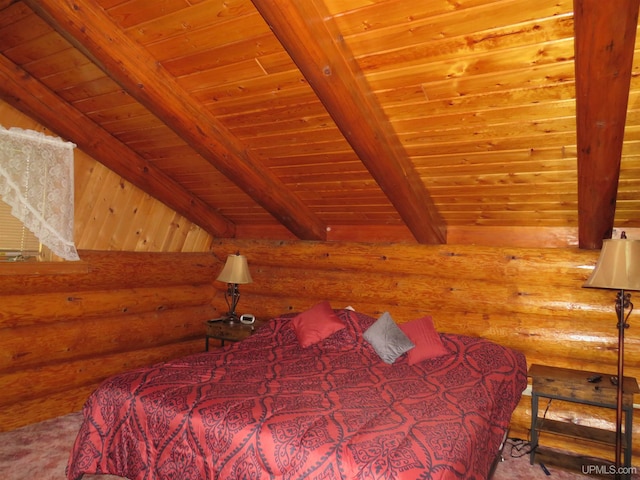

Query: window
[[0, 199, 43, 261], [0, 126, 79, 261]]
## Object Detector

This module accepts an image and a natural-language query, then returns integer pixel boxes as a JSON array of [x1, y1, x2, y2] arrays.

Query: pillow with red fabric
[[291, 300, 345, 347], [399, 315, 449, 365]]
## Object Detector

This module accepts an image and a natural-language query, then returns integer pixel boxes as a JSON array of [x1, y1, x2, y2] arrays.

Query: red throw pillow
[[291, 300, 345, 347], [399, 315, 449, 365]]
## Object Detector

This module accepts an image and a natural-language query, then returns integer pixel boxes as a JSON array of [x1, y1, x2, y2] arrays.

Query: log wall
[[0, 250, 221, 431]]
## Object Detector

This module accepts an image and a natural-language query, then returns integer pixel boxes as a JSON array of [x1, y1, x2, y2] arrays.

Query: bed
[[67, 307, 527, 480]]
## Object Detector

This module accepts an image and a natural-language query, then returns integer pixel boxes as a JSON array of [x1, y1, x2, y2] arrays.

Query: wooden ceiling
[[0, 0, 639, 249]]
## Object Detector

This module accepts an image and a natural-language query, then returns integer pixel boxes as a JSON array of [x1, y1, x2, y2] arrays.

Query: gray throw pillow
[[363, 311, 415, 364]]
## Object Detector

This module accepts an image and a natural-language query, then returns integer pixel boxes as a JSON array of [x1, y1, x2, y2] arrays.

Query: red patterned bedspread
[[67, 310, 527, 480]]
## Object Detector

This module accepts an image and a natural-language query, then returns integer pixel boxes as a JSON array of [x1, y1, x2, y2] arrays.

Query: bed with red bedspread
[[67, 309, 527, 480]]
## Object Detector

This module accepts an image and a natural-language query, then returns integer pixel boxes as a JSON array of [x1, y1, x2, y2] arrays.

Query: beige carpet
[[0, 411, 630, 479]]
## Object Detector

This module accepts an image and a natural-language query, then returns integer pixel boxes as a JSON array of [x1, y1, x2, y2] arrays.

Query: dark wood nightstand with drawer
[[205, 318, 263, 350], [529, 364, 639, 478]]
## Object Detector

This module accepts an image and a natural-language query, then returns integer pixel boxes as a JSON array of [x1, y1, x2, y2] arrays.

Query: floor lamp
[[583, 235, 640, 476], [216, 252, 252, 322]]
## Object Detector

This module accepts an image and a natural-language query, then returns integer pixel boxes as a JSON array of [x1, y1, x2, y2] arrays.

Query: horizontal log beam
[[0, 339, 202, 430], [0, 250, 219, 294], [212, 238, 599, 286], [0, 285, 215, 328], [0, 305, 212, 371]]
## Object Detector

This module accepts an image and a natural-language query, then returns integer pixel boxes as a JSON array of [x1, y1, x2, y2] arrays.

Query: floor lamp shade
[[584, 239, 640, 290]]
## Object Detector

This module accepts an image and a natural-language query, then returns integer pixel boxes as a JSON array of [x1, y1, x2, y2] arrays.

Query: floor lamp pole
[[583, 237, 640, 479], [614, 289, 630, 478]]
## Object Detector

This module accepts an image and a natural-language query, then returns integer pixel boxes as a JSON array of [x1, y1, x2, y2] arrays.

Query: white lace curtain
[[0, 126, 79, 261]]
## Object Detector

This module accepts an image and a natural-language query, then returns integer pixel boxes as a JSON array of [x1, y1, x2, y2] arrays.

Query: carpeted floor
[[0, 411, 634, 479]]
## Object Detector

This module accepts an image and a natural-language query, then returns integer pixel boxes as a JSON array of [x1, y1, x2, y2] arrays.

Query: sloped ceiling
[[0, 0, 638, 249]]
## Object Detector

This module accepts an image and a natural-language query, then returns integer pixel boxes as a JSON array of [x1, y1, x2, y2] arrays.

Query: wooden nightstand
[[205, 318, 262, 350], [529, 364, 639, 478]]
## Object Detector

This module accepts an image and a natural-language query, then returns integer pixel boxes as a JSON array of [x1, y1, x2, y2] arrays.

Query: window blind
[[0, 199, 41, 261]]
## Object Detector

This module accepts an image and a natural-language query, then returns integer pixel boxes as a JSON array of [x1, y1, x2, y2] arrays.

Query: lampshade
[[584, 239, 640, 291], [216, 254, 252, 284]]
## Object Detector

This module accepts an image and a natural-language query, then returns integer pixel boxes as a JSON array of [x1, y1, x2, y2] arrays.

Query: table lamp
[[216, 252, 252, 322]]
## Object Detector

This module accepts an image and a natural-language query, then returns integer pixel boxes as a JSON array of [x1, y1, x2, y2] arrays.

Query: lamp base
[[223, 283, 241, 324], [224, 314, 239, 324]]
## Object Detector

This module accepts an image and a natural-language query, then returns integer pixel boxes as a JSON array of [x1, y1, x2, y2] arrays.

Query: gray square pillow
[[363, 311, 415, 364]]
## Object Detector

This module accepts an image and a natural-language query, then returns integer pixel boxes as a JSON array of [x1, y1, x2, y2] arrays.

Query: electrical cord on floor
[[504, 437, 533, 458], [504, 398, 553, 459]]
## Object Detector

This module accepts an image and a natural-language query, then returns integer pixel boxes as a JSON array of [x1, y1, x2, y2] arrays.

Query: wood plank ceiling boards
[[0, 0, 638, 248]]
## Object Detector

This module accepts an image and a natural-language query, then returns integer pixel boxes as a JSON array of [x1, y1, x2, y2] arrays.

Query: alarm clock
[[240, 313, 255, 325]]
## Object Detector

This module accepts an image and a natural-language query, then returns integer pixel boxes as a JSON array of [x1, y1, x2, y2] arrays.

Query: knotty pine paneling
[[1, 99, 215, 253], [211, 238, 640, 463]]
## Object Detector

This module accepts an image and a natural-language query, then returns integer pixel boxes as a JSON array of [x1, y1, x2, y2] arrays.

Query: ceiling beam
[[574, 0, 640, 249], [25, 0, 327, 242], [0, 54, 236, 238], [251, 0, 446, 245]]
